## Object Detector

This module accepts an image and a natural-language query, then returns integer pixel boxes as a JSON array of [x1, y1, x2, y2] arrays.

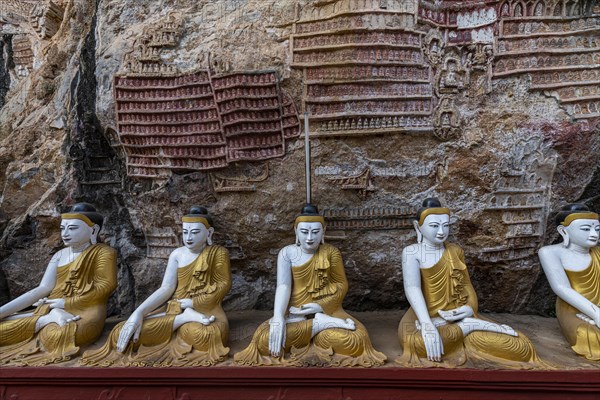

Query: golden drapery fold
[[0, 244, 117, 366], [81, 245, 231, 367], [397, 243, 547, 369], [557, 246, 600, 360], [234, 243, 386, 367]]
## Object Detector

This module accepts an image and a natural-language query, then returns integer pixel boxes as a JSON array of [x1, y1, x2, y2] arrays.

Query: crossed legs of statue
[[146, 307, 215, 332], [425, 316, 517, 337], [310, 312, 355, 337], [173, 308, 215, 330], [35, 309, 80, 332]]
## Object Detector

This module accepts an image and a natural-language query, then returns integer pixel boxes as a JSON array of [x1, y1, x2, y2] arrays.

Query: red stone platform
[[1, 367, 599, 400]]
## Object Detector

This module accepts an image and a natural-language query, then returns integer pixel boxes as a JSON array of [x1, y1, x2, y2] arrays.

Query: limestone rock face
[[1, 0, 599, 317]]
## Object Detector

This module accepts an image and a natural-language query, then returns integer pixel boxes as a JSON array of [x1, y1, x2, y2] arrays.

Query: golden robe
[[397, 243, 544, 369], [0, 244, 117, 366], [556, 246, 600, 360], [81, 245, 231, 367], [235, 243, 386, 367]]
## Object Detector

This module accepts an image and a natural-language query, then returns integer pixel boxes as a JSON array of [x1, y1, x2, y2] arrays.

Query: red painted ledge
[[1, 367, 599, 400]]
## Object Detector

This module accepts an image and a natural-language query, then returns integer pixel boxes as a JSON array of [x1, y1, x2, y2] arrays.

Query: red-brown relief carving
[[115, 70, 300, 178]]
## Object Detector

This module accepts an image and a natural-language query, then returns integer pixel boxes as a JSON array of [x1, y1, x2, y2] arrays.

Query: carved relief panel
[[113, 14, 301, 179], [11, 34, 33, 78], [481, 137, 557, 263], [495, 3, 600, 120], [291, 0, 434, 137]]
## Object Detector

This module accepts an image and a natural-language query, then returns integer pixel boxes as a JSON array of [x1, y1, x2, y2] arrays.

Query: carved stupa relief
[[121, 11, 184, 77], [291, 0, 434, 137], [329, 167, 376, 199]]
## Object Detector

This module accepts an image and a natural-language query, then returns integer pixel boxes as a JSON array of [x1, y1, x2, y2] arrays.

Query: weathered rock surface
[[1, 0, 599, 318]]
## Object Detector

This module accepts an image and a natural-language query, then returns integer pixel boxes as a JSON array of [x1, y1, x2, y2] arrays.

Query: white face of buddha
[[418, 214, 450, 245], [563, 218, 600, 249], [60, 218, 94, 248], [182, 222, 213, 252], [296, 221, 324, 252]]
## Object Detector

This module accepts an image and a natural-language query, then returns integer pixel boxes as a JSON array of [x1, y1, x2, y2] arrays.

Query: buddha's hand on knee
[[33, 297, 49, 307], [268, 316, 286, 357], [177, 298, 193, 309], [593, 306, 600, 327], [45, 298, 66, 310], [420, 321, 444, 362], [438, 305, 473, 322], [117, 313, 143, 353]]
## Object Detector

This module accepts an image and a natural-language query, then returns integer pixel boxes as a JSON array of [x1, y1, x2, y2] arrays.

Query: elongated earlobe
[[207, 228, 214, 246], [413, 220, 423, 243], [321, 230, 325, 245], [557, 226, 569, 248], [296, 234, 301, 246], [91, 225, 99, 245]]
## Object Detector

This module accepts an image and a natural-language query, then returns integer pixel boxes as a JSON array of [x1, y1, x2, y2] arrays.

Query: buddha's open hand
[[45, 298, 66, 309], [268, 316, 286, 357], [288, 303, 323, 316], [33, 297, 48, 307], [117, 312, 143, 353], [178, 298, 193, 309], [33, 298, 65, 309], [438, 305, 473, 322], [420, 321, 444, 362]]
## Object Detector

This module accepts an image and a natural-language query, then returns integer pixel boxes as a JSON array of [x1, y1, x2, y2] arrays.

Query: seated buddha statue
[[538, 204, 600, 360], [234, 204, 386, 367], [0, 203, 117, 366], [397, 198, 546, 368], [81, 206, 231, 367]]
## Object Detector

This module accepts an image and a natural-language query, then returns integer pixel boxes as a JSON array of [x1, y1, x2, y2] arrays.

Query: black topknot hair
[[186, 205, 213, 227], [416, 197, 443, 222], [69, 202, 104, 228], [300, 203, 320, 216], [555, 203, 591, 225]]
